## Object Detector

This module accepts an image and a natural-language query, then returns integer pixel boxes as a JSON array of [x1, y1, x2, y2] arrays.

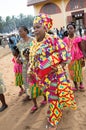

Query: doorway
[[72, 10, 84, 35]]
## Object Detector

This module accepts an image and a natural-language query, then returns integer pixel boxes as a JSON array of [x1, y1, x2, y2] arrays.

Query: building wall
[[33, 0, 86, 29]]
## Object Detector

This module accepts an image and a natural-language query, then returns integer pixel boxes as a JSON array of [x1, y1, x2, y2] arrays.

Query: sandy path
[[0, 47, 86, 130]]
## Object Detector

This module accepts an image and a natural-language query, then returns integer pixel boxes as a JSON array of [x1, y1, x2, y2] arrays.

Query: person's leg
[[40, 94, 47, 105], [48, 126, 57, 130], [74, 81, 78, 89], [0, 94, 7, 106], [72, 81, 78, 91], [79, 82, 84, 90], [43, 94, 47, 101], [22, 67, 31, 101], [47, 100, 61, 130], [72, 60, 81, 91], [18, 85, 25, 96], [19, 85, 24, 90], [79, 60, 84, 90], [33, 98, 37, 107], [30, 98, 38, 113], [0, 94, 8, 112]]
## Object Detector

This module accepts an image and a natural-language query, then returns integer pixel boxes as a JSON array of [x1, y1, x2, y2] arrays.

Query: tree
[[0, 14, 34, 33]]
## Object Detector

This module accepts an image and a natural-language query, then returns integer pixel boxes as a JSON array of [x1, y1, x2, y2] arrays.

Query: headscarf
[[33, 13, 53, 32]]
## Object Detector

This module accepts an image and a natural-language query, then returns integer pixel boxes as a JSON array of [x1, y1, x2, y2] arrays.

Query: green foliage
[[0, 14, 34, 33]]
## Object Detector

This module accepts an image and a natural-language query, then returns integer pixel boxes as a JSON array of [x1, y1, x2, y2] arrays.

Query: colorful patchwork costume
[[29, 14, 77, 126]]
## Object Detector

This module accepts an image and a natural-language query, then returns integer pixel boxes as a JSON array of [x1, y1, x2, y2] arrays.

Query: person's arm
[[57, 39, 71, 64], [39, 38, 71, 70], [16, 56, 23, 64]]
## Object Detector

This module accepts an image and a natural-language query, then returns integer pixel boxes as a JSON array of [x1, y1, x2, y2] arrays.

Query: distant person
[[0, 36, 2, 45], [59, 27, 64, 39], [55, 28, 59, 36], [8, 34, 17, 50], [48, 30, 54, 35], [0, 74, 8, 112], [16, 34, 20, 43], [82, 28, 86, 39], [79, 27, 82, 36], [79, 28, 86, 57], [63, 30, 68, 37]]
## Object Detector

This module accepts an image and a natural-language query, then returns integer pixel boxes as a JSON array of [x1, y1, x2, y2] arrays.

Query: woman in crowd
[[29, 14, 77, 130], [17, 26, 33, 101], [63, 22, 84, 91]]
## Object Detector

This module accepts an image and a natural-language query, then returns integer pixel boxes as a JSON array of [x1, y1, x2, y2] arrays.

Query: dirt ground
[[0, 46, 86, 130]]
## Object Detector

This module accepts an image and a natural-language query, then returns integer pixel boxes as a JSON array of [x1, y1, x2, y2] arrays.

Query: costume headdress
[[33, 13, 53, 31]]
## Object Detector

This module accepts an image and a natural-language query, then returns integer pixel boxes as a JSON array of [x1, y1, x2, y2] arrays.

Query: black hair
[[67, 22, 76, 29], [20, 26, 29, 34], [64, 30, 68, 37], [23, 48, 30, 55], [48, 30, 54, 35], [12, 46, 20, 55], [9, 37, 14, 44]]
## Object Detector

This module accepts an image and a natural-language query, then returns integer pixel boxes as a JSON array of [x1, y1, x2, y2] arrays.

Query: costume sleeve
[[39, 38, 71, 70], [57, 39, 71, 64]]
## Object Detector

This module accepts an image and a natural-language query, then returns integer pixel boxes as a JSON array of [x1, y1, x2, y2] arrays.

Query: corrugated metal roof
[[27, 0, 47, 6]]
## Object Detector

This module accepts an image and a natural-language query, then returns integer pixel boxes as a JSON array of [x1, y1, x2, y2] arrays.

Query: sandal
[[72, 87, 78, 91], [79, 84, 84, 89], [40, 100, 47, 106], [79, 84, 85, 91], [30, 106, 38, 113]]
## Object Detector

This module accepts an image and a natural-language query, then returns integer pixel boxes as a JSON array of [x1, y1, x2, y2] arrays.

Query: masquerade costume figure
[[29, 14, 77, 129]]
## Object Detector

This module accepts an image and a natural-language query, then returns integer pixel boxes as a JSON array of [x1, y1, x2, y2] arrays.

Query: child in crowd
[[12, 46, 25, 96], [0, 74, 8, 112], [23, 48, 47, 113]]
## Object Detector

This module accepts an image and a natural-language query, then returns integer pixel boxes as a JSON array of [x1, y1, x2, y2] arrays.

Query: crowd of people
[[0, 13, 86, 130]]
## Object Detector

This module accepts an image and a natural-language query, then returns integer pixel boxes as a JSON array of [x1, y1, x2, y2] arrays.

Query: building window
[[66, 0, 86, 11], [40, 3, 61, 14]]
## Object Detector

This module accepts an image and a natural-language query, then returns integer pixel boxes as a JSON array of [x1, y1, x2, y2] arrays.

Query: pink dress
[[12, 57, 22, 74], [63, 36, 83, 61], [12, 57, 23, 86], [63, 36, 83, 82]]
